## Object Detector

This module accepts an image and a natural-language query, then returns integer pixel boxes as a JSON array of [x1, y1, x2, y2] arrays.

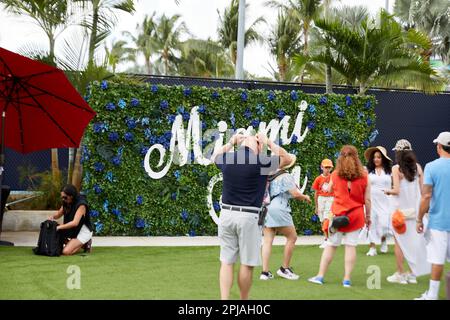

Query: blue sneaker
[[342, 280, 352, 287], [308, 276, 324, 285]]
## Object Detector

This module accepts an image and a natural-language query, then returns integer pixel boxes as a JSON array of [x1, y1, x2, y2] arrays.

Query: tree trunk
[[51, 148, 60, 185], [163, 50, 169, 75], [49, 36, 56, 66], [67, 147, 75, 184], [325, 64, 333, 93], [300, 25, 309, 83], [146, 56, 152, 74], [359, 82, 368, 95], [88, 4, 99, 68], [71, 147, 83, 191]]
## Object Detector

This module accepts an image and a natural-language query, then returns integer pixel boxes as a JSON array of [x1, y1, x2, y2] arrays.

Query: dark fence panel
[[3, 75, 449, 190]]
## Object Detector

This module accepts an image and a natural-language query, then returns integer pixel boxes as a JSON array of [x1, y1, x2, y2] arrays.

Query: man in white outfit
[[415, 132, 450, 300]]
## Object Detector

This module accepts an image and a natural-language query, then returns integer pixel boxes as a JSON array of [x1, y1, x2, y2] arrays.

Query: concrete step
[[2, 210, 62, 232]]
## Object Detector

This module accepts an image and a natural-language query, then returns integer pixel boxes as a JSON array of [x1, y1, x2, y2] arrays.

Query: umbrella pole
[[0, 110, 14, 246]]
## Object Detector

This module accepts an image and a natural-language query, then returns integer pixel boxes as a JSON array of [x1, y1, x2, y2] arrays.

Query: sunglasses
[[61, 196, 68, 201], [324, 166, 333, 169]]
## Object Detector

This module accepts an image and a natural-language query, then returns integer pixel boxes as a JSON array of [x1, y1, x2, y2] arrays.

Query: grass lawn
[[0, 245, 448, 300]]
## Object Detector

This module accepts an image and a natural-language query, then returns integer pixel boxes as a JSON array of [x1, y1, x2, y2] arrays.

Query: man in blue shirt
[[213, 132, 293, 300], [416, 131, 450, 300]]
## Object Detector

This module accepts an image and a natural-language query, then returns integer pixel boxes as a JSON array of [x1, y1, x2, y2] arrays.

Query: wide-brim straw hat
[[364, 146, 392, 162], [282, 154, 297, 170]]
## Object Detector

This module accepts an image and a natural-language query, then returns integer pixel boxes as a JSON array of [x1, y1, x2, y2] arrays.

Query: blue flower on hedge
[[201, 121, 207, 130], [108, 132, 119, 143], [90, 210, 99, 218], [182, 111, 190, 121], [111, 156, 121, 166], [130, 98, 139, 107], [213, 201, 221, 212], [164, 131, 172, 140], [308, 104, 316, 116], [143, 128, 151, 140], [244, 108, 252, 120], [106, 171, 114, 182], [100, 80, 108, 90], [357, 111, 365, 122], [251, 119, 260, 128], [291, 134, 298, 144], [290, 90, 298, 101], [327, 140, 336, 148], [241, 91, 248, 102], [160, 100, 169, 111], [93, 122, 105, 133], [267, 91, 275, 101], [345, 95, 353, 106], [171, 192, 177, 200], [324, 128, 333, 138], [140, 146, 149, 156], [363, 140, 370, 148], [212, 91, 220, 99], [126, 118, 137, 130], [369, 129, 379, 143], [307, 121, 316, 130], [319, 96, 328, 105], [167, 114, 176, 124], [333, 104, 345, 118], [151, 84, 158, 93], [103, 199, 109, 212], [135, 218, 146, 229], [277, 109, 286, 119], [183, 87, 192, 96], [93, 184, 102, 194], [256, 103, 265, 115], [365, 100, 372, 109], [177, 106, 185, 114], [334, 151, 340, 159], [149, 135, 157, 144], [94, 162, 105, 172], [112, 208, 121, 217], [118, 99, 126, 109], [311, 214, 319, 223], [198, 105, 206, 114], [141, 117, 150, 126], [124, 132, 134, 142], [95, 222, 103, 233], [106, 102, 116, 111], [304, 229, 313, 236], [181, 209, 189, 221], [366, 118, 373, 126], [136, 195, 143, 205], [174, 170, 181, 181], [230, 112, 236, 127], [188, 230, 196, 237]]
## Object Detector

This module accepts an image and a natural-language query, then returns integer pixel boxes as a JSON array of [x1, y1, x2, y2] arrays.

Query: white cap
[[433, 132, 450, 147], [392, 139, 412, 151]]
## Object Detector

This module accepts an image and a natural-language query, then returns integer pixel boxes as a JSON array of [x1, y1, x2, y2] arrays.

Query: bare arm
[[314, 191, 319, 213], [417, 164, 424, 196], [210, 133, 244, 163], [417, 184, 432, 233], [56, 205, 86, 231], [385, 166, 400, 196], [267, 140, 291, 169], [289, 188, 311, 203], [364, 177, 372, 227], [49, 207, 64, 220]]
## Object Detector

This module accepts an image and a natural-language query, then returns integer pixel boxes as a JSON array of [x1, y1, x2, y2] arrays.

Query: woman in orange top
[[309, 145, 371, 287]]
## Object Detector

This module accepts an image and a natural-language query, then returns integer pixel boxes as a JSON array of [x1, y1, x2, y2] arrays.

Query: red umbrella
[[0, 47, 97, 245]]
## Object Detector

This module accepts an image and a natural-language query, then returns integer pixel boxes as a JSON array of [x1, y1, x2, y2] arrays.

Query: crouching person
[[49, 184, 93, 255]]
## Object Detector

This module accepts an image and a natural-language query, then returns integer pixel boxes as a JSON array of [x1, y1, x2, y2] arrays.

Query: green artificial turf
[[0, 245, 448, 300]]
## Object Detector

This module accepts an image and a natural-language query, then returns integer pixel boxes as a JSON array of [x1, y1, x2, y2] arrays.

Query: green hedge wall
[[82, 81, 377, 236]]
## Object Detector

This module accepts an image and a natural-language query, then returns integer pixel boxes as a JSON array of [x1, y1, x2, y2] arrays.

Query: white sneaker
[[319, 240, 327, 249], [260, 271, 274, 280], [277, 267, 299, 280], [414, 291, 437, 300], [380, 240, 388, 253], [387, 272, 408, 284], [406, 273, 417, 284], [366, 247, 377, 256]]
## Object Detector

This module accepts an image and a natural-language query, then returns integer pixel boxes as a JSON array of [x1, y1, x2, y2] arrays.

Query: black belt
[[221, 204, 261, 214]]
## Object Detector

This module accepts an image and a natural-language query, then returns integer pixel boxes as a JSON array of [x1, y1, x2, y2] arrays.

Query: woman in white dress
[[364, 146, 393, 256], [384, 139, 431, 284]]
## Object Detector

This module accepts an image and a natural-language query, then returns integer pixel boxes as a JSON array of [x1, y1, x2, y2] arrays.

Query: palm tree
[[105, 40, 134, 73], [123, 13, 157, 74], [178, 39, 234, 78], [394, 0, 450, 64], [152, 13, 189, 75], [299, 10, 444, 94], [73, 0, 135, 68], [267, 9, 302, 81], [217, 0, 265, 68]]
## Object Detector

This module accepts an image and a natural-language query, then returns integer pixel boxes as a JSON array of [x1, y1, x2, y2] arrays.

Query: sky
[[0, 0, 394, 77]]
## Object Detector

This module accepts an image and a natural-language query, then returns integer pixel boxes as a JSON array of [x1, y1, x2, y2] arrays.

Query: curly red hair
[[335, 145, 364, 180]]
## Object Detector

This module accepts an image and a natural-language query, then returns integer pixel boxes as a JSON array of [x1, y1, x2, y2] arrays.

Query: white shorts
[[77, 225, 93, 244], [328, 229, 361, 247], [425, 229, 450, 265], [218, 207, 262, 267], [317, 196, 334, 222]]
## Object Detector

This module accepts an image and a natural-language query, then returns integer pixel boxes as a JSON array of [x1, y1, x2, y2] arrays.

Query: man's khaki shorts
[[218, 207, 262, 267]]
